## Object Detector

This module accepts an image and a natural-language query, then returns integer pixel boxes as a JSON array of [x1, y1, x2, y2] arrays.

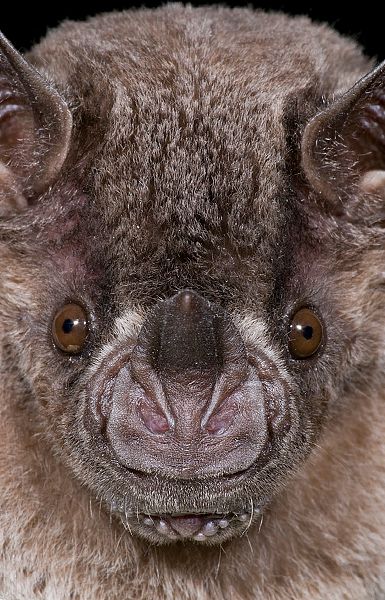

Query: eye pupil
[[62, 319, 74, 334], [302, 325, 313, 340]]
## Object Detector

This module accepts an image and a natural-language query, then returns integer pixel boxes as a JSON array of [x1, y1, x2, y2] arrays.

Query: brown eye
[[288, 307, 323, 359], [52, 303, 88, 354]]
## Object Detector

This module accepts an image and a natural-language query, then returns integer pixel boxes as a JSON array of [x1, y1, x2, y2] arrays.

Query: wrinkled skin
[[2, 5, 385, 599]]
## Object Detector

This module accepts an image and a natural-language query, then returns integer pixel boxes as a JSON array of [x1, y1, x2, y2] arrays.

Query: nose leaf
[[137, 289, 224, 377]]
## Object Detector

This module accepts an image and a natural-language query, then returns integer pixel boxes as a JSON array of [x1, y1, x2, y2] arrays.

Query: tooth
[[238, 514, 249, 522], [156, 519, 170, 534], [218, 519, 229, 529], [202, 521, 218, 536], [193, 533, 207, 542]]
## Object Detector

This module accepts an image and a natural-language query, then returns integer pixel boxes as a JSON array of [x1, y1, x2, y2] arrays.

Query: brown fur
[[1, 4, 385, 598]]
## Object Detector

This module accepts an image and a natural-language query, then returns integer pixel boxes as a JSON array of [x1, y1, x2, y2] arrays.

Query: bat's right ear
[[0, 32, 72, 211], [301, 59, 385, 216]]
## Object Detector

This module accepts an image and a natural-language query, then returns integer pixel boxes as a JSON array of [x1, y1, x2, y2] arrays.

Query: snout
[[88, 290, 291, 479]]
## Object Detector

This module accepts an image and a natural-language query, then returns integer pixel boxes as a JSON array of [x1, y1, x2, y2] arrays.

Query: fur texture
[[1, 4, 385, 598]]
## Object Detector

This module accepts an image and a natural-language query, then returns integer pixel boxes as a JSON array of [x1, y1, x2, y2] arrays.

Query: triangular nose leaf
[[155, 290, 223, 375]]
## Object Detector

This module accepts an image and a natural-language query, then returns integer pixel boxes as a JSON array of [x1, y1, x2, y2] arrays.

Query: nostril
[[139, 401, 171, 434], [204, 401, 237, 435]]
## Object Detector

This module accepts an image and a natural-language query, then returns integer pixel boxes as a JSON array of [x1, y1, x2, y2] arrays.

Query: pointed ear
[[301, 60, 385, 211], [0, 32, 72, 206]]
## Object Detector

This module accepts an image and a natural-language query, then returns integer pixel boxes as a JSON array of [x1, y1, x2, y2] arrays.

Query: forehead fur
[[23, 4, 372, 307]]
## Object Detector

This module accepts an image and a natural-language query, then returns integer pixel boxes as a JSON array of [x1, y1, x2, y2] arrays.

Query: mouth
[[135, 510, 257, 542]]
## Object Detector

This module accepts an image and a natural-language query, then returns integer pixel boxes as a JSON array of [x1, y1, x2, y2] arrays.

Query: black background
[[1, 2, 384, 61]]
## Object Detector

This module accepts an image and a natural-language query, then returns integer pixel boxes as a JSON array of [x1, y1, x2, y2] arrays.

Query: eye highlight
[[52, 304, 89, 354], [288, 307, 323, 359]]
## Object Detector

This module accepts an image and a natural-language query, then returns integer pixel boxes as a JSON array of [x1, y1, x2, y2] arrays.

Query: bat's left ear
[[0, 32, 72, 209], [301, 59, 385, 213]]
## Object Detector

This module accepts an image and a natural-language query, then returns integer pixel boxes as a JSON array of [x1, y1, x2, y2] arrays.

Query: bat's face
[[1, 7, 385, 545]]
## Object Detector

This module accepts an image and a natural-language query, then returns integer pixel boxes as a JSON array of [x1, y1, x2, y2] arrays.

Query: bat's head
[[1, 6, 385, 545]]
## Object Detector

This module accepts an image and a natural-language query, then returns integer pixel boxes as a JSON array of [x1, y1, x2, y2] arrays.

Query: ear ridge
[[301, 59, 385, 208], [0, 32, 72, 200]]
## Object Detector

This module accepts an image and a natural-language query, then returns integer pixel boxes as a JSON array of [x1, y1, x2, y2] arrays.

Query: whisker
[[240, 498, 255, 536], [245, 533, 254, 556], [215, 545, 223, 579], [258, 513, 264, 533], [123, 494, 133, 536]]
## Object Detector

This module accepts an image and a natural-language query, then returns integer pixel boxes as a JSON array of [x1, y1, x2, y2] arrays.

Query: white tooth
[[143, 517, 154, 527], [238, 514, 249, 522], [156, 519, 170, 534], [194, 533, 207, 542], [202, 521, 218, 536], [218, 519, 229, 529]]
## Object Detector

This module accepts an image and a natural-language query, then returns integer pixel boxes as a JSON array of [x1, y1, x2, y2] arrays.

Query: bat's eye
[[52, 304, 89, 354], [288, 308, 323, 359]]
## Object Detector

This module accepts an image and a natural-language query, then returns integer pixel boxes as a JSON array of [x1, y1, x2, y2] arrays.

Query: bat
[[1, 4, 385, 598]]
